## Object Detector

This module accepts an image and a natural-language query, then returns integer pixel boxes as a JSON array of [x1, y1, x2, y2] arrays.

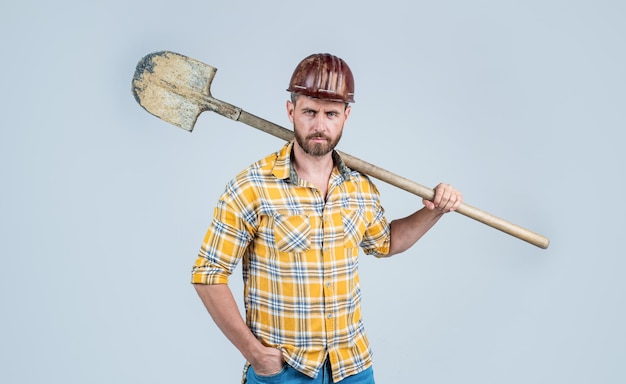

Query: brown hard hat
[[287, 53, 355, 103]]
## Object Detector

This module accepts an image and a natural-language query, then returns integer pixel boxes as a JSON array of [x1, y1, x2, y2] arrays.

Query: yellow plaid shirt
[[192, 141, 391, 382]]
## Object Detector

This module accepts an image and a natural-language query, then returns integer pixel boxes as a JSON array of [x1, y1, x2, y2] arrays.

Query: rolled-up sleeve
[[361, 203, 391, 258], [191, 187, 255, 284]]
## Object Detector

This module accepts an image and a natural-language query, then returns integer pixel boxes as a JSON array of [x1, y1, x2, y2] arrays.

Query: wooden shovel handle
[[131, 51, 549, 249], [238, 110, 550, 249], [338, 151, 550, 249]]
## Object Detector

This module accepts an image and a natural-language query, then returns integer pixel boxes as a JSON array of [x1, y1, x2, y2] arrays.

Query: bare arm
[[387, 183, 462, 256], [193, 284, 283, 375]]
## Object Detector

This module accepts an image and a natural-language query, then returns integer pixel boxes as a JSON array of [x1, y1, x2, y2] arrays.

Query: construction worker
[[192, 53, 462, 383]]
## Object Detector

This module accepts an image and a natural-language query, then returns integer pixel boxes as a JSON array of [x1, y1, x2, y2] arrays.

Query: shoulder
[[231, 151, 279, 184], [344, 169, 382, 197], [333, 151, 381, 197], [220, 149, 282, 201]]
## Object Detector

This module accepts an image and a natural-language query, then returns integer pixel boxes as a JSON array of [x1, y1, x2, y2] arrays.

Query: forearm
[[193, 284, 264, 361], [387, 207, 444, 256]]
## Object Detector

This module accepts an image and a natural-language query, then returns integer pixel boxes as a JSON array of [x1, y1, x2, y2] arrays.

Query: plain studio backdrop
[[1, 1, 624, 383]]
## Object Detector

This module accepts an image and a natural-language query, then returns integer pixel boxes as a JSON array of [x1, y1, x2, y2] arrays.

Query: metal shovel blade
[[132, 51, 240, 131]]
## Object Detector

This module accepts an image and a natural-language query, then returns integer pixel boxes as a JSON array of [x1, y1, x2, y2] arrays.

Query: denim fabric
[[245, 361, 375, 384]]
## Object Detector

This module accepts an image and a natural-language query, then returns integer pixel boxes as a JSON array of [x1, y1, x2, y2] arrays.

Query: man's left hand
[[422, 183, 463, 213]]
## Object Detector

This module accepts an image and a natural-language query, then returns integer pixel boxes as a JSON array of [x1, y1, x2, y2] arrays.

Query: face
[[287, 96, 351, 157]]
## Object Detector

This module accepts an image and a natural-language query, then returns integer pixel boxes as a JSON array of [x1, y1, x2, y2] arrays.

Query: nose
[[313, 113, 327, 132]]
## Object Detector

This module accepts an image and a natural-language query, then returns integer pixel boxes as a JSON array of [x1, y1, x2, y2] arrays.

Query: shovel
[[131, 51, 550, 249]]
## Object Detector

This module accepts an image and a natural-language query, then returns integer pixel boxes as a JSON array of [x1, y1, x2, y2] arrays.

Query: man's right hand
[[249, 345, 285, 376], [193, 285, 286, 376]]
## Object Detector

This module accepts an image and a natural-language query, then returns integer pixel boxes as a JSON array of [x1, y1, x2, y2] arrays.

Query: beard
[[294, 128, 342, 157]]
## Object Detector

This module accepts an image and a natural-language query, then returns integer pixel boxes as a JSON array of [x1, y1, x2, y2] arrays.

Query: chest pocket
[[272, 213, 311, 253], [342, 208, 368, 248]]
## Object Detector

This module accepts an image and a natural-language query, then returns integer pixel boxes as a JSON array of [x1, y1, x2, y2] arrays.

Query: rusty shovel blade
[[132, 51, 241, 131]]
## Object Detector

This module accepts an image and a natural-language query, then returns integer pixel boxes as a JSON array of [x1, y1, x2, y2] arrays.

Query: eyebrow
[[300, 106, 342, 114]]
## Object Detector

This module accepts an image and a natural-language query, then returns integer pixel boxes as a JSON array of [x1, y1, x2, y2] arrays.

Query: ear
[[286, 100, 295, 123], [344, 105, 352, 121]]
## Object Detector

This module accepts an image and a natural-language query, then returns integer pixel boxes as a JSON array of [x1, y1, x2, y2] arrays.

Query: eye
[[326, 111, 339, 118]]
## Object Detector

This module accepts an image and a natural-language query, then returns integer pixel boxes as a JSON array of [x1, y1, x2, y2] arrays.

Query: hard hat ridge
[[287, 53, 355, 103]]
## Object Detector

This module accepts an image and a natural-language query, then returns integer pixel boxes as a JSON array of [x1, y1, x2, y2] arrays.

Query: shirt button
[[327, 314, 332, 319]]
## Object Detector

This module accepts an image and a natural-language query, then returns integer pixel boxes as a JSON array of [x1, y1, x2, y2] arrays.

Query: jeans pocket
[[248, 363, 289, 383]]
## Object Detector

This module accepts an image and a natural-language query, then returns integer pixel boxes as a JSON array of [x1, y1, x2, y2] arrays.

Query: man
[[191, 53, 462, 383]]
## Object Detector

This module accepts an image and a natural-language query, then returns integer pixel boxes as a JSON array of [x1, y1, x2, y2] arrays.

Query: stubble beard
[[294, 127, 342, 157]]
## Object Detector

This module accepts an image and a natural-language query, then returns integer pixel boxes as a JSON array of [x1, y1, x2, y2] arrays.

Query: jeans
[[244, 360, 375, 384]]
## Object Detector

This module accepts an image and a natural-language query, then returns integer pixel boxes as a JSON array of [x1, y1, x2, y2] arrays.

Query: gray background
[[1, 0, 624, 383]]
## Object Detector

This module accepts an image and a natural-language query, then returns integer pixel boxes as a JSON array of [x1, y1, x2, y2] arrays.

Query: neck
[[292, 143, 334, 195]]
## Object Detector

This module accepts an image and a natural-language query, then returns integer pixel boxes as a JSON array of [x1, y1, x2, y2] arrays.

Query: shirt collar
[[272, 141, 352, 184]]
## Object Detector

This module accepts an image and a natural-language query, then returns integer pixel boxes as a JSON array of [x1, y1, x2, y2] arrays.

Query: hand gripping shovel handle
[[132, 51, 550, 249]]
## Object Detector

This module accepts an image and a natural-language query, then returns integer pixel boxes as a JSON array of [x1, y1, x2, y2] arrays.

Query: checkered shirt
[[192, 141, 391, 382]]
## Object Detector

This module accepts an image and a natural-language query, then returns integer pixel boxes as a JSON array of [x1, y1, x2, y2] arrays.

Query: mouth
[[308, 135, 328, 142]]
